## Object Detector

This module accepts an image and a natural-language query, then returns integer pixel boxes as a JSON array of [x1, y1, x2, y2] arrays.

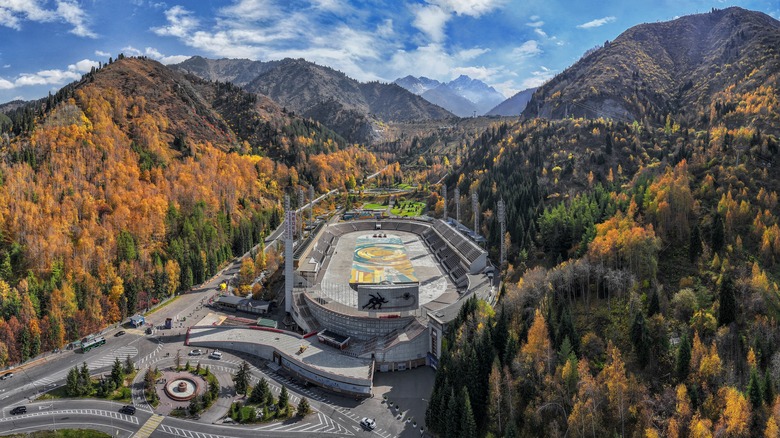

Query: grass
[[391, 201, 425, 217], [145, 294, 181, 316], [37, 372, 135, 403], [362, 203, 387, 210], [1, 430, 111, 438]]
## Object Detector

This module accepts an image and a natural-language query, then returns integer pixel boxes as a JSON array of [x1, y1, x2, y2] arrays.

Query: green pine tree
[[648, 290, 660, 317], [630, 311, 650, 367], [676, 333, 691, 381], [66, 367, 80, 397], [111, 357, 124, 387], [249, 378, 270, 405], [445, 388, 460, 438], [689, 223, 702, 262], [278, 386, 289, 412], [718, 273, 737, 326], [232, 361, 251, 396], [124, 355, 135, 375], [460, 388, 477, 438], [296, 397, 311, 417], [748, 368, 763, 408], [764, 368, 775, 406]]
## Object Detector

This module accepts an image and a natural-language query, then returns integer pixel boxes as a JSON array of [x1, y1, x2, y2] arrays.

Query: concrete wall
[[306, 294, 415, 340]]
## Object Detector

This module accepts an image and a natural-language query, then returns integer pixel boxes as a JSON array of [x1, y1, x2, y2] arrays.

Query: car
[[114, 330, 126, 337], [119, 405, 136, 415], [189, 349, 203, 356], [0, 372, 13, 380], [360, 418, 376, 430], [209, 351, 222, 360], [10, 406, 27, 415]]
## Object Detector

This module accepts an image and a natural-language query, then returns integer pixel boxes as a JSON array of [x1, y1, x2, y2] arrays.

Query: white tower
[[441, 185, 447, 221], [454, 187, 460, 223], [284, 194, 295, 314], [497, 198, 506, 268], [297, 187, 305, 236], [472, 192, 479, 233]]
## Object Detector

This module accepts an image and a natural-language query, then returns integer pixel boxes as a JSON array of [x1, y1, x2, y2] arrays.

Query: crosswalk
[[33, 345, 139, 388], [253, 412, 353, 434], [133, 413, 164, 438], [0, 409, 139, 425], [158, 425, 234, 438], [88, 346, 139, 370]]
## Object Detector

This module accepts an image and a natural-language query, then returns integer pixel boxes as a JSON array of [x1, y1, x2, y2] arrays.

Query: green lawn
[[362, 203, 387, 210], [391, 201, 425, 217]]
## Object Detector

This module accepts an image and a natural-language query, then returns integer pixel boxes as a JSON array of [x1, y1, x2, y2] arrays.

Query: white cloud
[[432, 0, 506, 17], [376, 18, 393, 37], [456, 47, 489, 61], [0, 58, 98, 89], [526, 20, 544, 28], [121, 46, 190, 65], [55, 1, 96, 37], [513, 40, 541, 58], [411, 4, 450, 43], [520, 66, 555, 89], [577, 16, 616, 29], [2, 65, 10, 69], [218, 0, 279, 22], [153, 5, 200, 39], [95, 50, 111, 57], [534, 28, 547, 38], [451, 65, 497, 81], [0, 0, 95, 37]]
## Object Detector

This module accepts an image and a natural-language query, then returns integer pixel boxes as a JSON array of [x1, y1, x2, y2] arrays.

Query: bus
[[81, 336, 106, 352]]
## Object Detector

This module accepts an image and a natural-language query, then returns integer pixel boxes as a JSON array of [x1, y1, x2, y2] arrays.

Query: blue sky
[[1, 0, 779, 103]]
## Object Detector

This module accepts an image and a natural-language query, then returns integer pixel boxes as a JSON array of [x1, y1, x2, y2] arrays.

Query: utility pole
[[472, 192, 479, 233], [454, 187, 460, 223], [441, 185, 447, 221]]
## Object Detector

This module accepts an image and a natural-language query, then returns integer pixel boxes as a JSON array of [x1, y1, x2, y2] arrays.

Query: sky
[[1, 0, 779, 103]]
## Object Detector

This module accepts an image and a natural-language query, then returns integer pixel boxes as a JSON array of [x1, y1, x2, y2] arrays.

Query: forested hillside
[[427, 96, 780, 436], [0, 56, 381, 365]]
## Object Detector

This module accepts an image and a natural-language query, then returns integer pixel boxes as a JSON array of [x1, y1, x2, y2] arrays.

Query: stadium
[[188, 215, 497, 398]]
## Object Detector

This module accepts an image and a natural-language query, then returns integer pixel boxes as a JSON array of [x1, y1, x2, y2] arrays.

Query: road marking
[[132, 413, 164, 438], [0, 409, 139, 425]]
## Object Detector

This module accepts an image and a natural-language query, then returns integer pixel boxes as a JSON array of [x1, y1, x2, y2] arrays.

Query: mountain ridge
[[523, 6, 780, 132]]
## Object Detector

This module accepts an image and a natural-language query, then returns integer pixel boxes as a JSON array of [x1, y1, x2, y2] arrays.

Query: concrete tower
[[472, 192, 479, 233], [454, 187, 460, 223], [284, 194, 295, 314], [441, 185, 447, 221]]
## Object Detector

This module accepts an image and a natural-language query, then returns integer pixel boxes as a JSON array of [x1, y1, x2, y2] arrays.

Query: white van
[[209, 351, 222, 360]]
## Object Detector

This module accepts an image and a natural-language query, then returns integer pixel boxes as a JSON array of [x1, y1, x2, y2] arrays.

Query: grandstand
[[289, 217, 494, 372]]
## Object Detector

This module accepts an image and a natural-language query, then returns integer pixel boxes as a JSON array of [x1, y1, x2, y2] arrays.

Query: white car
[[209, 351, 222, 359], [189, 349, 203, 356], [360, 418, 376, 430]]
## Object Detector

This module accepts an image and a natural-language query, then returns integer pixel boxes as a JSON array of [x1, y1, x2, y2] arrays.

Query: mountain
[[486, 87, 537, 116], [523, 7, 780, 131], [174, 57, 453, 143], [446, 75, 506, 114], [421, 84, 481, 117], [173, 56, 278, 87], [394, 75, 442, 95], [0, 100, 28, 113], [0, 56, 381, 365], [394, 74, 505, 116]]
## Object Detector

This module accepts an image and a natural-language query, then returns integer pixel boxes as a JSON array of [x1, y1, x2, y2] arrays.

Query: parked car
[[0, 372, 13, 380], [360, 418, 376, 430], [115, 330, 126, 337], [209, 351, 222, 360], [119, 405, 136, 415], [10, 406, 27, 415], [189, 349, 203, 356]]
